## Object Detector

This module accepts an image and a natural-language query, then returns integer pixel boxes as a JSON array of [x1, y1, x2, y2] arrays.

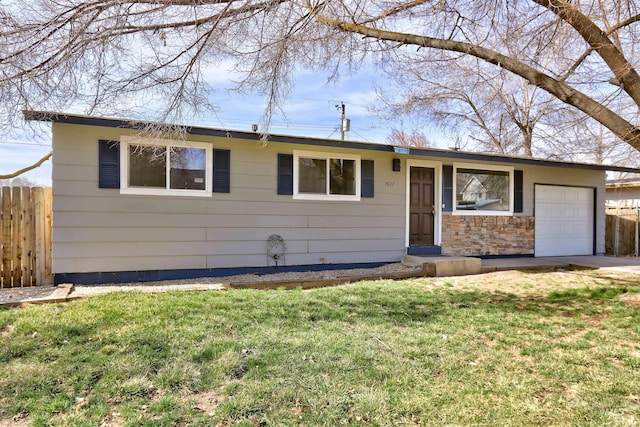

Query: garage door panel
[[575, 189, 588, 200], [540, 238, 592, 255], [535, 185, 593, 257]]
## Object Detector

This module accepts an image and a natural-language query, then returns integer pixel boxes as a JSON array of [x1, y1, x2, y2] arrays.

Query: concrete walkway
[[482, 255, 640, 273]]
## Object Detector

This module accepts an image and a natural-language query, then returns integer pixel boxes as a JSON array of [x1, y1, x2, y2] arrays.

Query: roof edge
[[606, 180, 640, 188], [23, 110, 640, 173], [23, 110, 394, 154]]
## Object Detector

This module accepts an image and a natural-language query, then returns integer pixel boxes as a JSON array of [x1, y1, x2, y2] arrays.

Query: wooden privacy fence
[[0, 187, 52, 287], [605, 207, 639, 257]]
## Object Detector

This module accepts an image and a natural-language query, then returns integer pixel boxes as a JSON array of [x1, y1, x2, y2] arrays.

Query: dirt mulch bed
[[71, 263, 424, 297], [0, 264, 424, 303]]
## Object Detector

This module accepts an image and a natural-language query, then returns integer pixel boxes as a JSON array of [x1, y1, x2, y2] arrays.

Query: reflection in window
[[129, 145, 166, 188], [297, 156, 357, 197], [456, 168, 510, 211], [126, 142, 208, 193], [330, 159, 356, 195], [298, 158, 327, 194], [170, 147, 206, 190]]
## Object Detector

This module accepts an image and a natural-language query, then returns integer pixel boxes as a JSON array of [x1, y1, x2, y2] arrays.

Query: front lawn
[[1, 269, 639, 426]]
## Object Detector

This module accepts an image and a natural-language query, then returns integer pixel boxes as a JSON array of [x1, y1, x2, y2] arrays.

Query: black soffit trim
[[24, 110, 640, 174]]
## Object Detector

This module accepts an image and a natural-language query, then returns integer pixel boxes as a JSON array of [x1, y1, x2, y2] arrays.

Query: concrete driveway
[[483, 255, 640, 274]]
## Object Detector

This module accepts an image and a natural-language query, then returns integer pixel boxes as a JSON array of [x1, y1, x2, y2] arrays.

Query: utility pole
[[336, 101, 350, 141], [339, 102, 346, 140]]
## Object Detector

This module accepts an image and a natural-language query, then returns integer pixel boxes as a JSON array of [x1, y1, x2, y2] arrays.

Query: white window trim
[[120, 136, 213, 197], [453, 163, 514, 216], [293, 150, 361, 201]]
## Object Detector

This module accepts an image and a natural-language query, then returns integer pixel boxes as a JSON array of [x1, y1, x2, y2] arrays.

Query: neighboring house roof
[[606, 179, 640, 189], [605, 179, 640, 208], [460, 176, 487, 198], [23, 110, 640, 174]]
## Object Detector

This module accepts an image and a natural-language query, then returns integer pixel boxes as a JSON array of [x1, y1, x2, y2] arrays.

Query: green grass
[[1, 273, 640, 426]]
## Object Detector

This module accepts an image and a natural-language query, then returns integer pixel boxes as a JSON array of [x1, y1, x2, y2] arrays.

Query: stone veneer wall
[[441, 215, 535, 256]]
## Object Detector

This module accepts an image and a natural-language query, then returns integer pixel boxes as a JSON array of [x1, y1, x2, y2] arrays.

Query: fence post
[[43, 187, 52, 284], [1, 187, 12, 287], [614, 208, 620, 257], [34, 187, 47, 286], [20, 188, 32, 285], [11, 187, 23, 286], [633, 205, 639, 256]]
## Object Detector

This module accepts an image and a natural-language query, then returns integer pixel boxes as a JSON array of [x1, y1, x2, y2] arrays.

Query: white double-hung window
[[120, 136, 212, 196], [293, 150, 361, 201]]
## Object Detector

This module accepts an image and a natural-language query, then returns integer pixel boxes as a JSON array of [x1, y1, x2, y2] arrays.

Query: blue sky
[[0, 140, 52, 185], [0, 67, 441, 186]]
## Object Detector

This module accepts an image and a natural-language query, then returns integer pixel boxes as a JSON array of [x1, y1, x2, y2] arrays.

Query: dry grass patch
[[0, 324, 12, 337], [189, 388, 227, 416], [99, 410, 125, 427], [621, 292, 640, 306], [428, 267, 637, 296], [0, 413, 29, 427]]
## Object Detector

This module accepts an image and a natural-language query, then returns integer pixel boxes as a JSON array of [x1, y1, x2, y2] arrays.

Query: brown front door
[[409, 167, 435, 246]]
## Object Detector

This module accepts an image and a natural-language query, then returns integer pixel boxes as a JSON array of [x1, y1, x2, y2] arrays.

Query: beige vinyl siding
[[53, 256, 208, 274], [52, 123, 406, 274], [53, 240, 312, 258], [53, 227, 208, 243], [205, 227, 402, 241]]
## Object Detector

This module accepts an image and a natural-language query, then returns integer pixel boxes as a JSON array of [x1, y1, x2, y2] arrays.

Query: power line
[[350, 129, 373, 142], [196, 116, 338, 131], [0, 141, 51, 147]]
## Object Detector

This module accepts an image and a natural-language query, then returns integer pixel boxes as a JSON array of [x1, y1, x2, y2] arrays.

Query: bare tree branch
[[315, 9, 640, 151], [0, 151, 52, 180], [2, 0, 640, 162]]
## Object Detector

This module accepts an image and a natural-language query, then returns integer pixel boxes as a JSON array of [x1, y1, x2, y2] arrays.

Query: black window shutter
[[514, 169, 523, 213], [361, 160, 374, 198], [442, 165, 453, 212], [212, 149, 231, 193], [277, 153, 294, 195], [98, 140, 120, 189]]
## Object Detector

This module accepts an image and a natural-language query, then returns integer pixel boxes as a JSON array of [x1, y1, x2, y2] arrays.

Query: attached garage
[[534, 184, 594, 257]]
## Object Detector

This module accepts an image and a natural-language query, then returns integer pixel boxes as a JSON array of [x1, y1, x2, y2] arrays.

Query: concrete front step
[[403, 255, 483, 277]]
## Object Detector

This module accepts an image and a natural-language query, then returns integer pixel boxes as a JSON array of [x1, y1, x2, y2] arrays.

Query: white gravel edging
[[71, 263, 421, 297]]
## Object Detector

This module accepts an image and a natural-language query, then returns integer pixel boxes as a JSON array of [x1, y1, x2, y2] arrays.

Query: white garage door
[[535, 185, 594, 257]]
